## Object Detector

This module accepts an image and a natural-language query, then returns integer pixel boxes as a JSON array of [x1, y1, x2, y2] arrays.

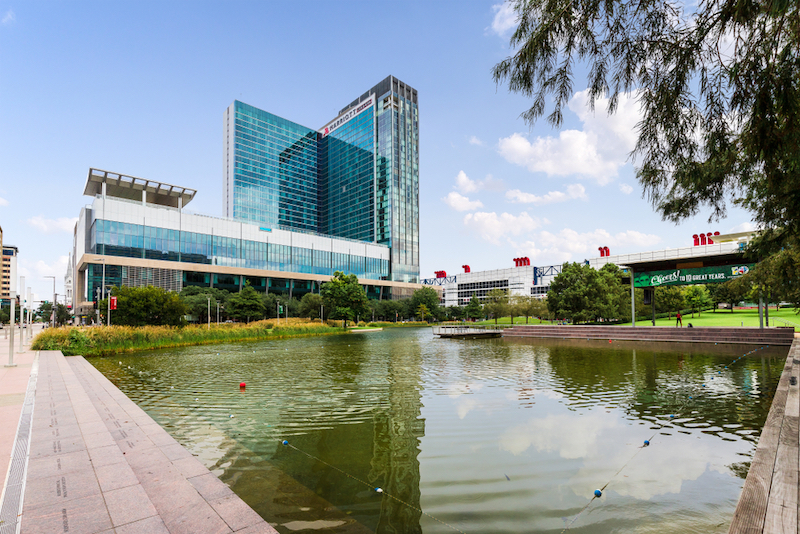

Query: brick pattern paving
[[19, 352, 278, 534]]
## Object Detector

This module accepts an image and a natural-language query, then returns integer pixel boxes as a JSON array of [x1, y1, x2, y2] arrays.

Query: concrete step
[[503, 326, 795, 345]]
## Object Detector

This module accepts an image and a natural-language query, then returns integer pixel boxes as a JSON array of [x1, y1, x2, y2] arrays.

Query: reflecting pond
[[90, 328, 787, 534]]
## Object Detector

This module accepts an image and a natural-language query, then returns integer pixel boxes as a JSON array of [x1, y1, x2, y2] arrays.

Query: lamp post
[[207, 297, 211, 330], [44, 276, 56, 328], [217, 302, 221, 324]]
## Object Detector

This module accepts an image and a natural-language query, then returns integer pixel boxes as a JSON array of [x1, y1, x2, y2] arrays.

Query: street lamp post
[[44, 276, 56, 328], [207, 297, 211, 330]]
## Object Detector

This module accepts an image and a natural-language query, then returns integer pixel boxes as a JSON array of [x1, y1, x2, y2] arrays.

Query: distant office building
[[1, 225, 19, 308], [224, 75, 419, 283], [69, 169, 423, 318]]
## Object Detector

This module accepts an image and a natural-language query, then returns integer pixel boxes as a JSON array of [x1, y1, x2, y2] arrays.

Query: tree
[[547, 262, 620, 323], [410, 287, 441, 320], [180, 287, 230, 323], [493, 0, 800, 256], [299, 293, 324, 319], [516, 295, 547, 324], [484, 288, 510, 325], [464, 294, 483, 320], [320, 271, 370, 327], [446, 305, 465, 321], [656, 286, 686, 318], [261, 293, 279, 319], [734, 247, 800, 309], [685, 286, 712, 318], [416, 304, 431, 322], [36, 301, 73, 326], [99, 286, 187, 326], [227, 284, 265, 323], [182, 293, 218, 324]]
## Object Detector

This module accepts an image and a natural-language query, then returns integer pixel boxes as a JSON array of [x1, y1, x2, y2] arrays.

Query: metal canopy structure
[[83, 168, 197, 209], [589, 241, 751, 274], [588, 237, 761, 327]]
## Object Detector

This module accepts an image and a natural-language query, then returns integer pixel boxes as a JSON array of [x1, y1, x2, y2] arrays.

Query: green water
[[90, 328, 787, 534]]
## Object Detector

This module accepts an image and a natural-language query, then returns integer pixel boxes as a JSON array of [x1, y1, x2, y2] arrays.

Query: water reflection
[[91, 330, 787, 534]]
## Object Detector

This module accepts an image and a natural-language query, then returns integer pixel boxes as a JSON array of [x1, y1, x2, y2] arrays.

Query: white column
[[6, 291, 16, 367], [629, 268, 635, 327]]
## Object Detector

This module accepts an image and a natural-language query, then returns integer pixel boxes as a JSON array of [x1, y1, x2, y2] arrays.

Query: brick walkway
[[1, 344, 277, 534]]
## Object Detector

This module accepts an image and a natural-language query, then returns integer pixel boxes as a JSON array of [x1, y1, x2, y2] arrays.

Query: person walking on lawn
[[676, 312, 682, 327]]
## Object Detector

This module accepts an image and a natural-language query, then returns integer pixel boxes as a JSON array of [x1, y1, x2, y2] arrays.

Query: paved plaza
[[0, 325, 277, 534]]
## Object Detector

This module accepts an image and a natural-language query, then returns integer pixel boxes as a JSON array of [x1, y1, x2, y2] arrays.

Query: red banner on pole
[[110, 296, 117, 310]]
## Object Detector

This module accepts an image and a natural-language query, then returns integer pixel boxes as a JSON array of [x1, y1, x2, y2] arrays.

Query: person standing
[[676, 312, 682, 327]]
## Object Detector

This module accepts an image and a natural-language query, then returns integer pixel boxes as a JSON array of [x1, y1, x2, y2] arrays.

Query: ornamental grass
[[30, 319, 340, 356]]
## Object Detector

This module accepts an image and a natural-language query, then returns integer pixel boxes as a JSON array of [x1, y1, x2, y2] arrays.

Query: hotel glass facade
[[224, 102, 319, 232], [224, 76, 419, 283]]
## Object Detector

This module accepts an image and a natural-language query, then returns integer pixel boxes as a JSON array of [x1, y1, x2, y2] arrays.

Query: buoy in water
[[282, 440, 288, 446], [375, 487, 383, 493], [608, 340, 612, 343], [240, 382, 246, 389], [594, 489, 602, 498], [643, 440, 650, 446], [229, 414, 234, 418]]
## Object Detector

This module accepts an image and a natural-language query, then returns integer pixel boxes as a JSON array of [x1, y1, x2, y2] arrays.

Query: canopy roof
[[83, 168, 196, 209]]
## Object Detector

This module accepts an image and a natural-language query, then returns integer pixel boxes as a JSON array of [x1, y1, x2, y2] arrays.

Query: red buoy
[[239, 382, 246, 389], [608, 340, 612, 343]]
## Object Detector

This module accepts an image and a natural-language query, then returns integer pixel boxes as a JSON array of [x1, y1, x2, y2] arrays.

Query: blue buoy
[[689, 396, 693, 399], [670, 414, 675, 418], [594, 489, 602, 498], [375, 487, 383, 493], [644, 440, 650, 446], [282, 440, 288, 445], [702, 384, 706, 387]]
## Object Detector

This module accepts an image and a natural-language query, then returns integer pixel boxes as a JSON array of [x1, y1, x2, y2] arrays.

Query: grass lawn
[[474, 308, 800, 330], [618, 307, 799, 330]]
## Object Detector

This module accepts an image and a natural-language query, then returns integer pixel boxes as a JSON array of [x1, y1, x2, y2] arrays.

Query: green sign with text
[[633, 264, 755, 288]]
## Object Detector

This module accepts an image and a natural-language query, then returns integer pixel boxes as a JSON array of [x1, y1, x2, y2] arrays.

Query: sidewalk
[[0, 323, 41, 496]]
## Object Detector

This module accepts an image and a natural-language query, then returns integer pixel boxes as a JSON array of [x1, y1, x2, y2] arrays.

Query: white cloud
[[500, 411, 619, 458], [619, 183, 634, 195], [0, 196, 8, 206], [18, 256, 70, 300], [27, 216, 78, 234], [463, 211, 541, 244], [453, 170, 505, 194], [443, 191, 483, 212], [1, 9, 14, 25], [497, 90, 643, 185], [727, 221, 756, 233], [512, 228, 661, 262], [490, 2, 517, 37], [454, 170, 478, 193], [468, 136, 484, 146], [506, 184, 586, 205]]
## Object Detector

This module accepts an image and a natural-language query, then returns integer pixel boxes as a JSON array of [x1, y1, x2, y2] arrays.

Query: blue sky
[[0, 1, 753, 302]]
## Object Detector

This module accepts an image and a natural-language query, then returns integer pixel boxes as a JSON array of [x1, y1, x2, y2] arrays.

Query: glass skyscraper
[[224, 76, 419, 283]]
